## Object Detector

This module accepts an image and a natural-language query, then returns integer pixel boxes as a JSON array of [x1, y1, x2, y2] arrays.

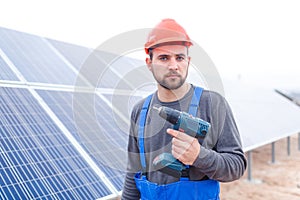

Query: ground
[[220, 133, 300, 200]]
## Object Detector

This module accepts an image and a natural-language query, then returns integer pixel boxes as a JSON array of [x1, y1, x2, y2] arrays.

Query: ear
[[187, 56, 191, 69], [145, 57, 152, 71]]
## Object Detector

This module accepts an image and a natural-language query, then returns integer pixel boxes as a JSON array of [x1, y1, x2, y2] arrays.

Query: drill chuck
[[154, 105, 210, 138], [155, 106, 181, 125]]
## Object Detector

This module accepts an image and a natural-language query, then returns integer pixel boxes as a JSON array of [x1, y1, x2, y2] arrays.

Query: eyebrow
[[157, 53, 187, 57], [176, 53, 186, 57]]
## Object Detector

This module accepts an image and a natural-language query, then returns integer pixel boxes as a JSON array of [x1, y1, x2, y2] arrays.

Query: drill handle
[[153, 153, 186, 178]]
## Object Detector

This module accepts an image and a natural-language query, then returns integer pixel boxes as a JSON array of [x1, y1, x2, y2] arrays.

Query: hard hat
[[145, 18, 193, 54]]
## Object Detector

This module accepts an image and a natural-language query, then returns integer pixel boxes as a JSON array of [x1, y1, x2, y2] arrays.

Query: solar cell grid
[[0, 54, 19, 81], [46, 39, 92, 70], [36, 90, 80, 139], [36, 89, 127, 190], [0, 87, 112, 199], [0, 28, 77, 85]]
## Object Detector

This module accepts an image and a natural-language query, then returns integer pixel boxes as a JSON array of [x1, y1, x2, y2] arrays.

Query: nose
[[168, 57, 178, 70]]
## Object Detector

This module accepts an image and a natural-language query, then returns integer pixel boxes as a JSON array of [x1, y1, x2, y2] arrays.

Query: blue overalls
[[135, 87, 220, 200]]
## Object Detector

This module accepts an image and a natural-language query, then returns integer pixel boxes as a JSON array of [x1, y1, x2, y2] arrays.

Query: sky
[[0, 0, 300, 90]]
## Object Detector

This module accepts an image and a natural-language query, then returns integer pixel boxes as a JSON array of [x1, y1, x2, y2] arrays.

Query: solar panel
[[289, 91, 300, 100], [0, 26, 145, 199], [223, 80, 300, 151], [287, 90, 300, 106], [275, 89, 300, 106], [102, 94, 143, 124], [36, 90, 79, 138], [0, 27, 77, 85], [72, 91, 129, 189], [36, 89, 128, 190], [0, 54, 19, 81], [0, 87, 113, 199], [46, 39, 92, 70]]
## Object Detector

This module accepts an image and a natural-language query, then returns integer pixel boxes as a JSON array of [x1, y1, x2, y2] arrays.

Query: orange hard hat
[[145, 18, 193, 54]]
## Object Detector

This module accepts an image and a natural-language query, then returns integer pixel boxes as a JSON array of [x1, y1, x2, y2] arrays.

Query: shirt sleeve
[[121, 173, 140, 200], [192, 91, 247, 182], [121, 102, 143, 199]]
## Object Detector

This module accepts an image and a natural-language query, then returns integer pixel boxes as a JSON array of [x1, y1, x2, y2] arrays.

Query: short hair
[[148, 46, 189, 61]]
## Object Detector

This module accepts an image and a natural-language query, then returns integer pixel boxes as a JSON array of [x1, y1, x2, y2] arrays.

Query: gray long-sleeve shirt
[[122, 85, 247, 199]]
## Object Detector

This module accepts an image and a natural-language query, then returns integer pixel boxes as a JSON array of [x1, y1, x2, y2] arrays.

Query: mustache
[[165, 71, 181, 77]]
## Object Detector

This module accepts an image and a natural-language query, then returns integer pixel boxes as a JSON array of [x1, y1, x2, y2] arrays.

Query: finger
[[171, 143, 188, 162], [171, 143, 182, 159], [167, 128, 188, 140], [166, 128, 179, 138], [168, 129, 195, 143], [172, 137, 188, 148]]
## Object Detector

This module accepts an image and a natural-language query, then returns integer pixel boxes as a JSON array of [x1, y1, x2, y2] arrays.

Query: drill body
[[153, 106, 210, 178]]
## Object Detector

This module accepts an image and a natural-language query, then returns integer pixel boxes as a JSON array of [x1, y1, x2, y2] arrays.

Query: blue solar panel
[[97, 67, 122, 88], [46, 39, 92, 70], [36, 90, 78, 137], [0, 87, 113, 199], [94, 51, 149, 90], [102, 94, 143, 125], [36, 89, 127, 190], [0, 55, 19, 81], [0, 28, 77, 85]]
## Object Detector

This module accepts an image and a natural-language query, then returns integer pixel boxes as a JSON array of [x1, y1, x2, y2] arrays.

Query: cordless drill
[[152, 105, 210, 178]]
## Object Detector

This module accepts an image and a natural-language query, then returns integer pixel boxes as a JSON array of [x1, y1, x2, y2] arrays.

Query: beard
[[153, 71, 187, 90]]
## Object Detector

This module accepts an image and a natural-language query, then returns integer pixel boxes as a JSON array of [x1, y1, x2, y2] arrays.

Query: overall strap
[[184, 86, 203, 171], [138, 94, 153, 172], [188, 86, 203, 116], [138, 86, 203, 172]]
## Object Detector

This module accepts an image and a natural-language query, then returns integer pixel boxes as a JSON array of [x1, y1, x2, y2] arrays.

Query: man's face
[[146, 45, 190, 90]]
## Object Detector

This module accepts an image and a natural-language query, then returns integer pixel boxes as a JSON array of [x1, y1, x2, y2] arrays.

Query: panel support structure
[[247, 151, 252, 181], [287, 136, 291, 156], [298, 132, 300, 151], [271, 142, 275, 164]]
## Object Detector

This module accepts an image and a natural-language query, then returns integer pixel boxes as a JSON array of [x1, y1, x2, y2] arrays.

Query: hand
[[167, 128, 200, 165]]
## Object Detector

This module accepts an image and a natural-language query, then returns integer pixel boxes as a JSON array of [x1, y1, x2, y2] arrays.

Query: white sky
[[0, 0, 300, 90]]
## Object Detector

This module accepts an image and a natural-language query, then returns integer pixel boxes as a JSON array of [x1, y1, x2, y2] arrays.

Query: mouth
[[166, 73, 180, 78]]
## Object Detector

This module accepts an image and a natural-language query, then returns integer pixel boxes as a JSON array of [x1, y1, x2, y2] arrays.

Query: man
[[122, 18, 247, 200]]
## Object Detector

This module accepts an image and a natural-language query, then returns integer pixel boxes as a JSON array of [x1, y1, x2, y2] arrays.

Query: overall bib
[[135, 87, 220, 200]]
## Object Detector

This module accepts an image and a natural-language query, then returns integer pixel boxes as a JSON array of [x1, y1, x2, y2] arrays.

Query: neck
[[157, 83, 191, 102]]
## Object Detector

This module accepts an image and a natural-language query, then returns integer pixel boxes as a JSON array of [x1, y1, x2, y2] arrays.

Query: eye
[[158, 56, 169, 61], [176, 56, 185, 61]]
